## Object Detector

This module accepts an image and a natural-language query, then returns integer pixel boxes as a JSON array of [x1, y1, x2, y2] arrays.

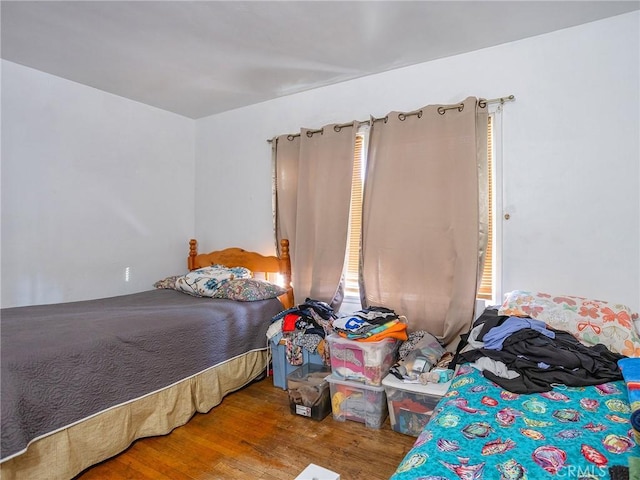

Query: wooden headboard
[[187, 238, 293, 309]]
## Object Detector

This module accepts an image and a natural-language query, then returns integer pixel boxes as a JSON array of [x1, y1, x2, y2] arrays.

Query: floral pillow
[[213, 278, 287, 302], [153, 275, 181, 290], [499, 290, 640, 356], [173, 265, 252, 297]]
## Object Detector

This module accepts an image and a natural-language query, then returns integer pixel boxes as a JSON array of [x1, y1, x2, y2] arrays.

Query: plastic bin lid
[[287, 363, 331, 381], [325, 373, 386, 392], [381, 372, 452, 396], [326, 333, 397, 346]]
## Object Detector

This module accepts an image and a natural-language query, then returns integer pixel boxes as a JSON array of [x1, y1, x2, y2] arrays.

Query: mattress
[[390, 365, 638, 479]]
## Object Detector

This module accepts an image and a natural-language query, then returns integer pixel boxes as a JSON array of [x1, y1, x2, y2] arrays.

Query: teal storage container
[[270, 332, 324, 389]]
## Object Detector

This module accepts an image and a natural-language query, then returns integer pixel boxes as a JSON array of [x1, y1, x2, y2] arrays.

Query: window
[[477, 114, 495, 301], [343, 127, 368, 301], [477, 106, 504, 305], [342, 116, 499, 306]]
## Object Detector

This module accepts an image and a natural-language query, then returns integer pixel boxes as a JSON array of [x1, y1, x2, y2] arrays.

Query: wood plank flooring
[[75, 375, 416, 480]]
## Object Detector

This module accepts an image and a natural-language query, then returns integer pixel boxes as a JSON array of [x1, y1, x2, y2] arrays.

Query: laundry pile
[[453, 306, 626, 393], [389, 330, 453, 384], [332, 306, 408, 342], [268, 298, 336, 366], [268, 301, 410, 378]]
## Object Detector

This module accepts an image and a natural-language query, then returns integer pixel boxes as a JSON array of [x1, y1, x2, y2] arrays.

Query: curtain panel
[[274, 124, 357, 307], [361, 97, 488, 349], [273, 134, 300, 255]]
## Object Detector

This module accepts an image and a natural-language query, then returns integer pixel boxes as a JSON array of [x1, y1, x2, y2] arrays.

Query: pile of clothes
[[389, 330, 453, 384], [268, 301, 410, 367], [268, 298, 336, 366], [453, 306, 626, 393], [332, 306, 408, 342]]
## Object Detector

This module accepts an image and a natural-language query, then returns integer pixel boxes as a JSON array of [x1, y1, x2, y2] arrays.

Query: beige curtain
[[273, 134, 300, 254], [274, 123, 356, 306], [361, 97, 488, 349]]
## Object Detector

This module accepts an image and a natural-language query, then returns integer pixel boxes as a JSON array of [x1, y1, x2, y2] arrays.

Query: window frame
[[486, 104, 504, 305], [341, 125, 369, 312], [342, 112, 504, 309]]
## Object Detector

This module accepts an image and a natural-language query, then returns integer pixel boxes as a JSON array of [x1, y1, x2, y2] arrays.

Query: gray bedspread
[[0, 289, 283, 461]]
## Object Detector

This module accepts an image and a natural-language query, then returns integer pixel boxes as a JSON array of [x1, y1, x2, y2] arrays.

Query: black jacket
[[458, 314, 625, 393]]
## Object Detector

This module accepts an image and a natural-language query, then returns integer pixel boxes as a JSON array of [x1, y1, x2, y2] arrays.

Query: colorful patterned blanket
[[390, 365, 638, 479]]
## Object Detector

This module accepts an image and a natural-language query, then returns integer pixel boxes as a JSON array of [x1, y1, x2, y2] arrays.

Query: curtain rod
[[480, 94, 515, 107], [267, 95, 515, 143]]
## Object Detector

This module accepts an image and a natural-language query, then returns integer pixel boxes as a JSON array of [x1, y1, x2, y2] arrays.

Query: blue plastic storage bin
[[270, 332, 324, 389]]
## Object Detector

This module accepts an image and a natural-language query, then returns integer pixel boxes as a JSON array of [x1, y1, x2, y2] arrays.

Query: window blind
[[344, 132, 365, 296], [477, 115, 494, 300]]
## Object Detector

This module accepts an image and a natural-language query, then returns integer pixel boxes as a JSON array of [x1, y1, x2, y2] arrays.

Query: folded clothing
[[333, 307, 407, 342], [332, 307, 398, 336], [618, 357, 640, 411]]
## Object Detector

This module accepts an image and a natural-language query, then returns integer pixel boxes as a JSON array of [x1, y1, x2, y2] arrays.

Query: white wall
[[195, 12, 640, 313], [2, 13, 637, 312], [1, 60, 196, 308]]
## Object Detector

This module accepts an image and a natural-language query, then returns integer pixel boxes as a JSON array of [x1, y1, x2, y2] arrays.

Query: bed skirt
[[0, 349, 269, 480]]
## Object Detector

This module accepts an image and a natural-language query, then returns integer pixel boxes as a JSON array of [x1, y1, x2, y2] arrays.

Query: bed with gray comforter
[[1, 289, 282, 463]]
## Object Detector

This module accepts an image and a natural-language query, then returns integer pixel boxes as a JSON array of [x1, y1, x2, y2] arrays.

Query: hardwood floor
[[75, 375, 416, 480]]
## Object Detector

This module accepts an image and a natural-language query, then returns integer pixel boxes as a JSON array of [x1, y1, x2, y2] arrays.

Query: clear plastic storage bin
[[326, 334, 398, 386], [287, 364, 332, 420], [326, 374, 388, 429], [381, 373, 451, 436], [270, 332, 324, 389]]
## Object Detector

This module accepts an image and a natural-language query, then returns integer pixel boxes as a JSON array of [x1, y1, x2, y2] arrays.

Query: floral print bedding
[[173, 265, 252, 297], [499, 290, 640, 356], [212, 278, 287, 301], [155, 268, 286, 302], [390, 365, 638, 480]]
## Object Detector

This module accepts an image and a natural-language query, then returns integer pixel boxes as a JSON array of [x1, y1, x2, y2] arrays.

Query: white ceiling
[[2, 1, 638, 119]]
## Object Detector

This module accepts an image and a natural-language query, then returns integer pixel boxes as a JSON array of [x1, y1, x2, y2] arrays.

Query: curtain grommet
[[306, 128, 324, 138]]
